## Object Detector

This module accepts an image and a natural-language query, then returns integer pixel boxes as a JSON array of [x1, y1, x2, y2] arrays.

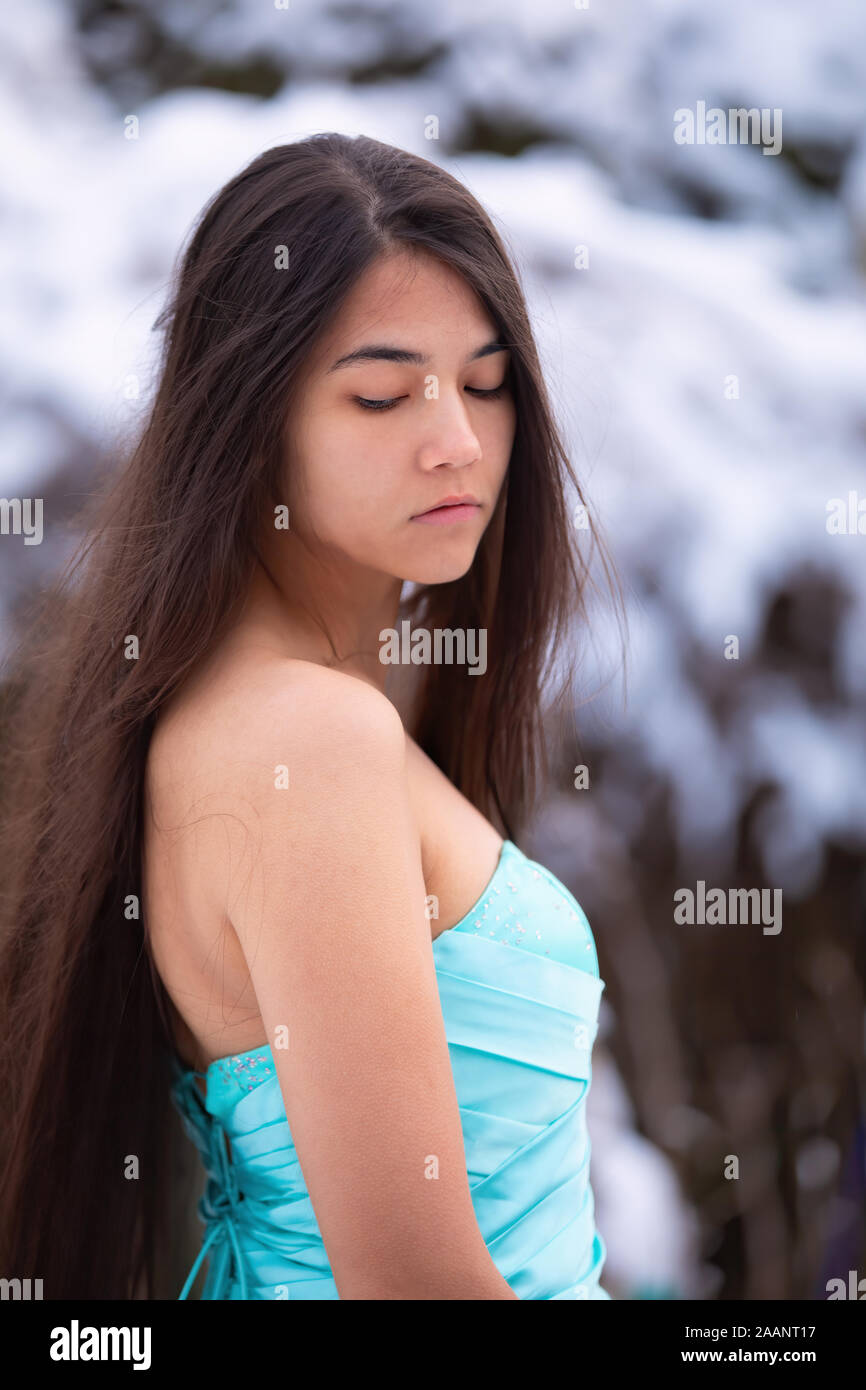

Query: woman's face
[[281, 247, 516, 586]]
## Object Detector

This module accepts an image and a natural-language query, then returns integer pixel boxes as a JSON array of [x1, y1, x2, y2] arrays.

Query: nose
[[417, 389, 482, 470]]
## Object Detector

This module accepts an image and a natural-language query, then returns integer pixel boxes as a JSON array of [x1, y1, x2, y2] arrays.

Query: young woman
[[0, 133, 622, 1300]]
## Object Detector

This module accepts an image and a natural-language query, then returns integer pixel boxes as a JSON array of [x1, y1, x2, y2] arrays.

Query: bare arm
[[203, 664, 518, 1300]]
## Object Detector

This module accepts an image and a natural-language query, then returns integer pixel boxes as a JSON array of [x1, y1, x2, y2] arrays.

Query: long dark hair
[[0, 133, 624, 1298]]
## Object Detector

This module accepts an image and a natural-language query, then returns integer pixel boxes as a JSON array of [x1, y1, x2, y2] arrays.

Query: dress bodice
[[170, 839, 610, 1300]]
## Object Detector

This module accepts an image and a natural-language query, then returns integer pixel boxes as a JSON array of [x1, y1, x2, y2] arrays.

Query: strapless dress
[[170, 838, 611, 1300]]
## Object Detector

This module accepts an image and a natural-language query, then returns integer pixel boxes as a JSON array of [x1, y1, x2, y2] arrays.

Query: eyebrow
[[327, 338, 509, 372]]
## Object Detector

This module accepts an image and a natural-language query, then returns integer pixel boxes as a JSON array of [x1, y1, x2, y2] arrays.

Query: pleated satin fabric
[[170, 840, 611, 1300]]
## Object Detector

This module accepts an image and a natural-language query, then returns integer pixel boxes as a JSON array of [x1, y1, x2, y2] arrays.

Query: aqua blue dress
[[170, 839, 611, 1299]]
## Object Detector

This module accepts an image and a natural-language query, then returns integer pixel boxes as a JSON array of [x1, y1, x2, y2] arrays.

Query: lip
[[412, 494, 482, 525]]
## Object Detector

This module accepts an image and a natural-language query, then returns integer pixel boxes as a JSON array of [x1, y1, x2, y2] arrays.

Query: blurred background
[[1, 0, 865, 1299]]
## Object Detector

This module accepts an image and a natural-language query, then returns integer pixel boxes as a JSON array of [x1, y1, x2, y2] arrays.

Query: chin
[[401, 552, 477, 586]]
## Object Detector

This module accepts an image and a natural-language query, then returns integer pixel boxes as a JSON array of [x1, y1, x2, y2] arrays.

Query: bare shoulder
[[150, 656, 406, 795], [146, 656, 413, 924]]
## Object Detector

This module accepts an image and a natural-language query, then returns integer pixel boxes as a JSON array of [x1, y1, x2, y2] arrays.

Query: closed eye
[[354, 384, 508, 412]]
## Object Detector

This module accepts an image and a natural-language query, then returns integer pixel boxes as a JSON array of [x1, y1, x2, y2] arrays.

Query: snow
[[2, 0, 864, 1300]]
